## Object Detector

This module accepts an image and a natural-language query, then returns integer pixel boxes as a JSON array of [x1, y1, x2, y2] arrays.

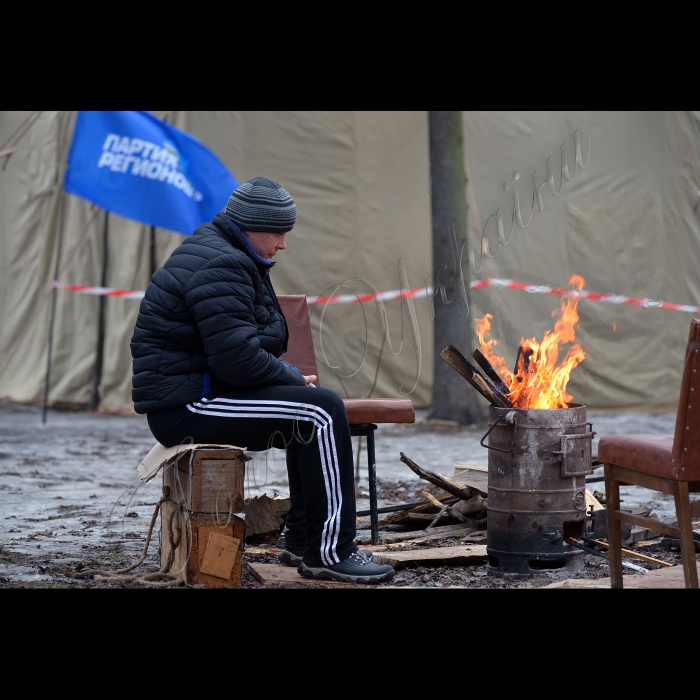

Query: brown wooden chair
[[278, 294, 415, 544], [599, 318, 700, 588]]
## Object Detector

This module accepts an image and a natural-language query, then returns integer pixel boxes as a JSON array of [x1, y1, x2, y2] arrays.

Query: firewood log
[[453, 493, 488, 516], [243, 494, 291, 540], [440, 346, 513, 408], [400, 453, 474, 500], [471, 348, 511, 397]]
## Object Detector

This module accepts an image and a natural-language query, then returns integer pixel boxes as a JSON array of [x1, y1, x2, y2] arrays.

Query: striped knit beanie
[[225, 176, 297, 233]]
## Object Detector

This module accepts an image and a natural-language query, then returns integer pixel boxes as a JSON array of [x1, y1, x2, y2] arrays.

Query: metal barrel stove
[[483, 403, 594, 576]]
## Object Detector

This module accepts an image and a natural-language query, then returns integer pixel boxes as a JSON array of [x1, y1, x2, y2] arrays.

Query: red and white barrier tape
[[52, 278, 700, 313], [52, 282, 145, 299], [307, 287, 429, 304], [470, 278, 700, 313]]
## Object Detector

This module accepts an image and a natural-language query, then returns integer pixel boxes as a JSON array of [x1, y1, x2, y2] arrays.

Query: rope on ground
[[74, 495, 185, 588]]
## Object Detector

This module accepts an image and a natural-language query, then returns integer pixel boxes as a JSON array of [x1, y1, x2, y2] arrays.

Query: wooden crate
[[163, 447, 246, 513], [161, 447, 248, 588]]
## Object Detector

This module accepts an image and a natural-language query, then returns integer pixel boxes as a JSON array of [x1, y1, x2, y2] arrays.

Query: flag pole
[[42, 191, 67, 424], [150, 225, 157, 277]]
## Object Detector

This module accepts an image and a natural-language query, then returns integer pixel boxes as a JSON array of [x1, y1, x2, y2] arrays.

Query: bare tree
[[428, 111, 485, 424]]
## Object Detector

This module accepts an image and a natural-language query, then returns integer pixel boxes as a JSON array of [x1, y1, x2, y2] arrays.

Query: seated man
[[130, 176, 394, 585]]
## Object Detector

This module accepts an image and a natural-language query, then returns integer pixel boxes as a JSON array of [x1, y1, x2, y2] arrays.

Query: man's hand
[[304, 375, 318, 387]]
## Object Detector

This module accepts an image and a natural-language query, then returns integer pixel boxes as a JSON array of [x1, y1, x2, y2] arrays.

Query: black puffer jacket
[[130, 212, 306, 414]]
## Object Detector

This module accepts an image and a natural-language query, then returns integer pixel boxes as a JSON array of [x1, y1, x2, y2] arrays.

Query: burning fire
[[475, 275, 586, 409]]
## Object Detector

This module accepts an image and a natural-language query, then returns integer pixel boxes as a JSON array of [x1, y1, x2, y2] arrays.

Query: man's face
[[243, 231, 288, 261]]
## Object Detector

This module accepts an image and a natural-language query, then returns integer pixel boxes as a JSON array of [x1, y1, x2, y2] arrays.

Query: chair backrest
[[671, 318, 700, 478], [277, 295, 320, 382]]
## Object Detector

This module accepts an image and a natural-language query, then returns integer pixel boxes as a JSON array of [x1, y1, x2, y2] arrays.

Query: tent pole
[[150, 225, 157, 277], [42, 192, 67, 424], [90, 209, 109, 411]]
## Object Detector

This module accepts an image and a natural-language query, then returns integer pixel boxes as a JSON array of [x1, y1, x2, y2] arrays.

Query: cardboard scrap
[[199, 532, 241, 579], [137, 442, 246, 483]]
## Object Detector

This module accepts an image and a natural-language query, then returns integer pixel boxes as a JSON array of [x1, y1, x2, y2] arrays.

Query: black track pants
[[146, 385, 357, 567]]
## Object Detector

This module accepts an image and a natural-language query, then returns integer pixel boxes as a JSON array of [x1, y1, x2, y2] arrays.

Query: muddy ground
[[0, 399, 694, 589]]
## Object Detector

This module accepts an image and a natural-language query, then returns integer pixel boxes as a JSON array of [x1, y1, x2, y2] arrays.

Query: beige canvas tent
[[0, 111, 698, 414]]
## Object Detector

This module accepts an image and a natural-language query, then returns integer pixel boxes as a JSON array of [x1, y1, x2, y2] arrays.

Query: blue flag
[[63, 111, 239, 236]]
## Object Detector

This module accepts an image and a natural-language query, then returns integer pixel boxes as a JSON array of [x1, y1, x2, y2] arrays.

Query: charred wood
[[513, 346, 534, 386], [440, 345, 513, 408], [471, 348, 511, 397]]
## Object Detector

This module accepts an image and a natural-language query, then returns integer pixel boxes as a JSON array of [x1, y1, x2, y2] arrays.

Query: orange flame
[[474, 275, 586, 409]]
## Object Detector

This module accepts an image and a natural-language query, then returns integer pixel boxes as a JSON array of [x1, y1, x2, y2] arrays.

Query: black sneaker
[[278, 549, 305, 567], [298, 550, 394, 584], [279, 547, 374, 568]]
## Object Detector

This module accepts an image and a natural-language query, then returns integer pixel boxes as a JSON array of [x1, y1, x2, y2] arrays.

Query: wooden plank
[[544, 565, 688, 589], [614, 511, 677, 536], [367, 529, 487, 550], [452, 463, 488, 496], [356, 522, 480, 545], [371, 544, 487, 569], [247, 562, 373, 588], [585, 490, 605, 511], [385, 512, 438, 524]]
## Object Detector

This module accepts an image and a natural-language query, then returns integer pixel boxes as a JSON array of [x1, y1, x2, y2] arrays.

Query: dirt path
[[0, 400, 692, 589]]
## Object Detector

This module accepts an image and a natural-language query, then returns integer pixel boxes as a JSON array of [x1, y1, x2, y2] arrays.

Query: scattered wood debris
[[356, 522, 482, 546], [399, 453, 473, 499], [395, 453, 487, 531]]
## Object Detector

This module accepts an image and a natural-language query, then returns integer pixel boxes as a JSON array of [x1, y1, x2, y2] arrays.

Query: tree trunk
[[428, 111, 485, 424]]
